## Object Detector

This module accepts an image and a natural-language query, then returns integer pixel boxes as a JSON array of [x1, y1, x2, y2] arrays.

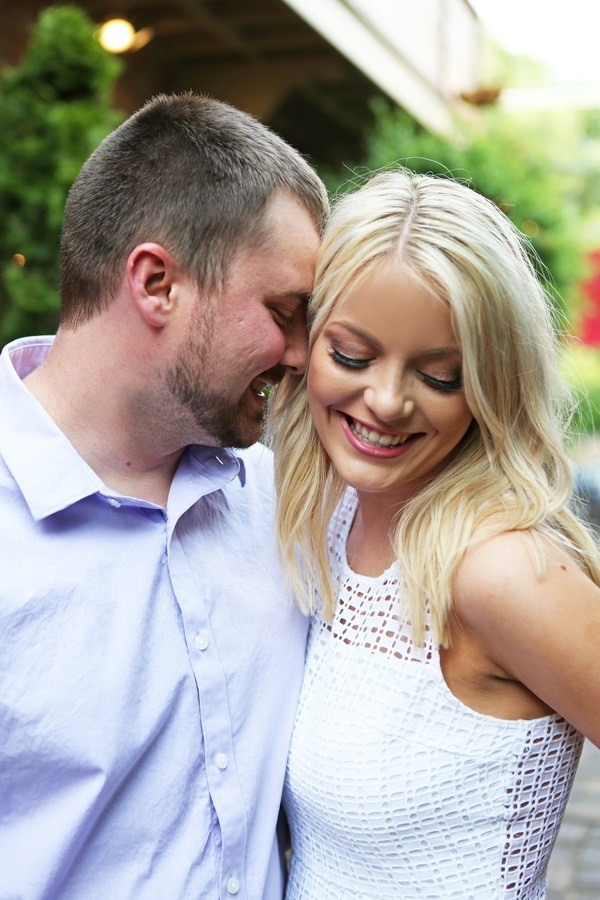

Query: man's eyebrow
[[267, 291, 312, 305]]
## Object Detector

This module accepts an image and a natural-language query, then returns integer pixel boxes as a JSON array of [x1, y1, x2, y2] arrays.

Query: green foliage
[[564, 344, 600, 439], [0, 6, 123, 345], [482, 39, 552, 90], [326, 102, 583, 326]]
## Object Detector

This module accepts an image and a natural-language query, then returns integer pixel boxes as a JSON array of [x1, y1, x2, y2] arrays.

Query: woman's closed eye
[[420, 371, 463, 392], [328, 345, 463, 390], [328, 347, 372, 369]]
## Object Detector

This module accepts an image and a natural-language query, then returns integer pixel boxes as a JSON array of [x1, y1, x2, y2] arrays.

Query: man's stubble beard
[[165, 302, 262, 449]]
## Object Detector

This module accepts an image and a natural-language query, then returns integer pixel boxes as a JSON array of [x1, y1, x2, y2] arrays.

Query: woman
[[267, 170, 600, 899]]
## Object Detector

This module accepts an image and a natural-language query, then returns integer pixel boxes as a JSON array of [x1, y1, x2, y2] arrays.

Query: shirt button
[[216, 752, 229, 770], [194, 634, 209, 651], [226, 876, 240, 895], [107, 498, 121, 508]]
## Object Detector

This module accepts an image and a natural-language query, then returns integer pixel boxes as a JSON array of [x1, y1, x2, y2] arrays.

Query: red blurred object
[[580, 250, 600, 346]]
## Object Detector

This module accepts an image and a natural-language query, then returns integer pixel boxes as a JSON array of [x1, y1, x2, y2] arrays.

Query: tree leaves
[[0, 6, 123, 345]]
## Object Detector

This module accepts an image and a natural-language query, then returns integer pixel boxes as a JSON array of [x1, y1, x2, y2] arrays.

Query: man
[[0, 92, 327, 898]]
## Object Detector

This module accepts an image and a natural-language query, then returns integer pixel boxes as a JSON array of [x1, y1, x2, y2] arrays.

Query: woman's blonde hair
[[267, 169, 600, 646]]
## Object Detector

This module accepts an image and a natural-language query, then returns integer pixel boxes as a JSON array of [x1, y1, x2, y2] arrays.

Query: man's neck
[[24, 336, 181, 508]]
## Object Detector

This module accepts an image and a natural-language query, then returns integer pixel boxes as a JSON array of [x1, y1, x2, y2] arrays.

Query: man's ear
[[126, 243, 180, 328]]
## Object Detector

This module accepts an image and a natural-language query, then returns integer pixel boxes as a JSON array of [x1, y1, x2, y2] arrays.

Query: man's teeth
[[252, 380, 270, 397], [350, 419, 409, 447]]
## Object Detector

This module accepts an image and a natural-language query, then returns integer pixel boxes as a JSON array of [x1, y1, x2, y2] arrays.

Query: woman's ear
[[127, 243, 180, 328]]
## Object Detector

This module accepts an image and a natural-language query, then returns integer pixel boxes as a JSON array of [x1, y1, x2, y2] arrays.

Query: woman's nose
[[364, 380, 415, 424]]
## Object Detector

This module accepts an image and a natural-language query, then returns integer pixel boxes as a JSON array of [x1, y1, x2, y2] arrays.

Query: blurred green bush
[[564, 344, 600, 438], [0, 5, 123, 345]]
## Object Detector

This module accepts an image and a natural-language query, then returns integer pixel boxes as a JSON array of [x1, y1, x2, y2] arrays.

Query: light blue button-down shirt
[[0, 336, 308, 900]]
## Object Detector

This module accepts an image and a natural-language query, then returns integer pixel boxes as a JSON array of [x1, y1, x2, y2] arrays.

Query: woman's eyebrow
[[325, 320, 382, 347], [326, 321, 461, 357], [419, 347, 462, 358]]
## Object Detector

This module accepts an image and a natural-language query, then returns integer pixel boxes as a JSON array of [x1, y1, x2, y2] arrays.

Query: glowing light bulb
[[98, 18, 136, 54]]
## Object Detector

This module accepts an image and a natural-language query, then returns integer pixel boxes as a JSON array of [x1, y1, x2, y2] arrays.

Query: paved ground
[[546, 443, 600, 897], [572, 438, 600, 535], [547, 740, 600, 898]]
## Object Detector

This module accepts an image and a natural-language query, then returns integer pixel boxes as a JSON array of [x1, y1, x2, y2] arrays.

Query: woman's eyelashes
[[328, 346, 462, 391], [420, 372, 463, 392], [328, 347, 372, 369]]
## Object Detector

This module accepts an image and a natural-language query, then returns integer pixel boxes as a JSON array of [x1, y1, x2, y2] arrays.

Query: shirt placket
[[166, 468, 249, 900]]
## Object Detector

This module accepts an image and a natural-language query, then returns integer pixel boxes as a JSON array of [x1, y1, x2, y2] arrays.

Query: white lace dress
[[283, 490, 584, 899]]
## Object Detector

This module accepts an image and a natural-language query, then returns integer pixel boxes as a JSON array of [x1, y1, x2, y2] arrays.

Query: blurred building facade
[[0, 0, 482, 166]]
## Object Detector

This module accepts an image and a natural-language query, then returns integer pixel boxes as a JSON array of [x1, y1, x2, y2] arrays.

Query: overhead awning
[[282, 0, 480, 136]]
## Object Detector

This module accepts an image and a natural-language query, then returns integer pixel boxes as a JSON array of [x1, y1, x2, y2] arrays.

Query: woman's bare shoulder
[[452, 528, 600, 745]]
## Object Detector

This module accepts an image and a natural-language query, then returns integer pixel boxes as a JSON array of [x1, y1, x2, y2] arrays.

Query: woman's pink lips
[[338, 413, 422, 458]]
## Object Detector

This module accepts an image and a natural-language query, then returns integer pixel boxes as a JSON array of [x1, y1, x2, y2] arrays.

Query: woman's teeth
[[350, 419, 409, 447]]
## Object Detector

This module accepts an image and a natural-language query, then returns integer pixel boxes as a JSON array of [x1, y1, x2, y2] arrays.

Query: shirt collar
[[0, 336, 246, 521]]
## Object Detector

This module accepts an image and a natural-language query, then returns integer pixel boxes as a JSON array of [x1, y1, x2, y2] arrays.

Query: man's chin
[[207, 408, 264, 450], [230, 418, 264, 450]]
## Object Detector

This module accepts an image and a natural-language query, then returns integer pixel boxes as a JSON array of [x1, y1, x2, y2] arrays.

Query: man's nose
[[280, 317, 308, 376]]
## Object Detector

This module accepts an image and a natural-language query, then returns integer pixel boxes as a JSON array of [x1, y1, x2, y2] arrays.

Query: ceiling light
[[98, 18, 137, 54]]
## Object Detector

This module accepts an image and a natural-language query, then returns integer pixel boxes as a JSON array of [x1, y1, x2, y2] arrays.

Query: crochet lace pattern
[[283, 490, 583, 899]]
